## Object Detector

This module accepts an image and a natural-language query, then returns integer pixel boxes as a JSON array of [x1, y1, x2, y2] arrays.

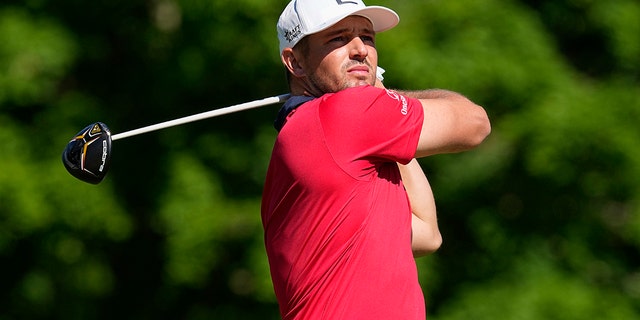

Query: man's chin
[[343, 79, 375, 89]]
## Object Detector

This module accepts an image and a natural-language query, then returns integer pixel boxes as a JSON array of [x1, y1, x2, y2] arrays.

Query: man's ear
[[281, 48, 305, 77]]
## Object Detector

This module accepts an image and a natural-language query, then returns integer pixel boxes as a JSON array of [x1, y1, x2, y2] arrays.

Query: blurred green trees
[[0, 0, 638, 318]]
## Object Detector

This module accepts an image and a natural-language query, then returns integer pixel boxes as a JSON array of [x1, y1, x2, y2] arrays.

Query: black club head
[[62, 122, 112, 184]]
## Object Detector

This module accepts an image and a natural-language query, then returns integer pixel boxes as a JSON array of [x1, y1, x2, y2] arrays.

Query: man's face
[[295, 16, 378, 95]]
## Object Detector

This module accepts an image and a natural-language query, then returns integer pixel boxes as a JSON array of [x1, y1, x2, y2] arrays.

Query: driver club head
[[62, 122, 112, 184]]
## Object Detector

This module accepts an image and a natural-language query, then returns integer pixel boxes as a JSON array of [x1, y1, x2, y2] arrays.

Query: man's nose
[[349, 37, 368, 61]]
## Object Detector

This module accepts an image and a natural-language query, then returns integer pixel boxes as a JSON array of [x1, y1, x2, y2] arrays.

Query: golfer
[[261, 0, 491, 319]]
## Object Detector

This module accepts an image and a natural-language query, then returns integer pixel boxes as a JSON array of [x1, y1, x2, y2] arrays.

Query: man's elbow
[[464, 105, 491, 149], [475, 107, 492, 144], [413, 232, 443, 258]]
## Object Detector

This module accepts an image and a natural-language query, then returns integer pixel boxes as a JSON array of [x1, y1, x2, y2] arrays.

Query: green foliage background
[[1, 0, 639, 318]]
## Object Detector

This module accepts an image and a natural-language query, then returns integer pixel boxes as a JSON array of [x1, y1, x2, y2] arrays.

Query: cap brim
[[306, 6, 399, 36], [353, 6, 400, 33]]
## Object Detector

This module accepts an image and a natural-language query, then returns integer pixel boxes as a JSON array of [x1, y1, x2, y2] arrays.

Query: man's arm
[[375, 73, 490, 157], [398, 159, 442, 257], [399, 89, 491, 158]]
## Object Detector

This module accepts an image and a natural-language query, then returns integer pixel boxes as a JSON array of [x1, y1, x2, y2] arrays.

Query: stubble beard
[[307, 61, 376, 94]]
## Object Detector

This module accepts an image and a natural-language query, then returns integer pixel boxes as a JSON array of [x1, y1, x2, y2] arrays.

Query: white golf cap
[[277, 0, 399, 53]]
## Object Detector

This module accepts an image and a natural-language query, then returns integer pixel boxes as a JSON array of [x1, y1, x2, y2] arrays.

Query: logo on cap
[[336, 0, 358, 4], [284, 24, 302, 42]]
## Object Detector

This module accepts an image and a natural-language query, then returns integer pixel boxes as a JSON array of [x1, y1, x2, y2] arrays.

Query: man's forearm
[[398, 159, 443, 257]]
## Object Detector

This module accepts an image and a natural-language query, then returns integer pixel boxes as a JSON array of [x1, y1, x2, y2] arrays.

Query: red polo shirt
[[262, 85, 425, 319]]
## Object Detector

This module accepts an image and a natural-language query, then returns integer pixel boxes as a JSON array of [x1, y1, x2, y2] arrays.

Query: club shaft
[[111, 94, 290, 141]]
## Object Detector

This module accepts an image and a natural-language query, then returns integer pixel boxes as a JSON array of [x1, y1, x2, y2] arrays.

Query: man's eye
[[361, 36, 375, 43], [328, 35, 375, 44]]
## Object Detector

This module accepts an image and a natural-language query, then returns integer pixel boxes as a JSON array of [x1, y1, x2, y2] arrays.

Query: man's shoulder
[[323, 86, 414, 108], [335, 85, 383, 96], [321, 85, 385, 104]]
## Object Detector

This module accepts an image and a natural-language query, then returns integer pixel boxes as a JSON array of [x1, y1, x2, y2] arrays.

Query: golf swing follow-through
[[62, 0, 491, 318], [62, 94, 290, 184]]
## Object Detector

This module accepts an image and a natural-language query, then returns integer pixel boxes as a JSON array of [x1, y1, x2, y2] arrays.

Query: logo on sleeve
[[385, 89, 408, 115]]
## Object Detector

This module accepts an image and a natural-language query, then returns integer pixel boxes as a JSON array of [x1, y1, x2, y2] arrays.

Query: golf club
[[62, 94, 290, 184]]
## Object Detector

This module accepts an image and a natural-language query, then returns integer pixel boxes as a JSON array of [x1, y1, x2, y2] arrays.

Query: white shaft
[[112, 94, 290, 141]]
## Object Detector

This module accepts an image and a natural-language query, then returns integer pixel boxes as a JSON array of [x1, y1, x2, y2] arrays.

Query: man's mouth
[[347, 65, 370, 77]]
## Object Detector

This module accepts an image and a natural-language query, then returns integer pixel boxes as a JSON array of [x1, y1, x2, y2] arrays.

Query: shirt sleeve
[[319, 86, 424, 177]]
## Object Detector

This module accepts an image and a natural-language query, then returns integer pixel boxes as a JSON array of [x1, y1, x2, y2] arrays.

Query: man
[[261, 0, 491, 319]]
